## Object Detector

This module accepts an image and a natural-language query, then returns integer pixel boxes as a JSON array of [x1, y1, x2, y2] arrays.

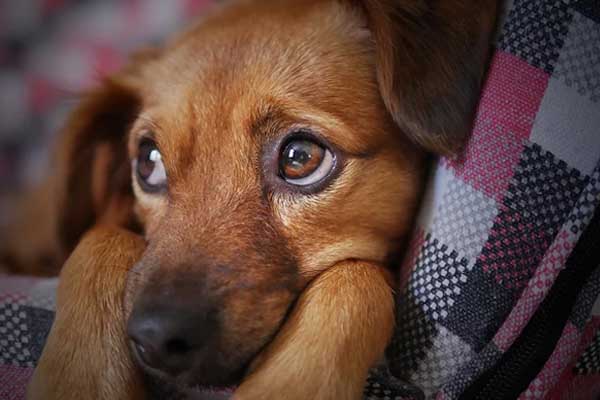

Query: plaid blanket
[[382, 0, 600, 399], [0, 277, 56, 400], [1, 0, 600, 399]]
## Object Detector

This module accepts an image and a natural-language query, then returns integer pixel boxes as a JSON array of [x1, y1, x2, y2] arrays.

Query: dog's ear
[[353, 0, 498, 155], [54, 49, 159, 253]]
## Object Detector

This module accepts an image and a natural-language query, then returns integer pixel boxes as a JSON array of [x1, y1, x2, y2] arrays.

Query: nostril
[[165, 338, 192, 355]]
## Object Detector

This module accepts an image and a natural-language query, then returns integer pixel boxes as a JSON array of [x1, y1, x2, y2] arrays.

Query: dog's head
[[54, 0, 497, 390]]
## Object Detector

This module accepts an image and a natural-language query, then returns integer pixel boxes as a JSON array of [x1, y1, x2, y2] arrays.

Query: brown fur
[[27, 227, 146, 400], [3, 0, 500, 398], [357, 0, 499, 154], [235, 261, 395, 400]]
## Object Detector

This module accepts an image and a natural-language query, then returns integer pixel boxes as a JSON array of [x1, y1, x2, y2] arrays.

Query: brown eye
[[279, 139, 334, 186], [135, 139, 167, 192]]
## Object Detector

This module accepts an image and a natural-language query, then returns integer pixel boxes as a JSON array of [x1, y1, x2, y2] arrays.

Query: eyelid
[[128, 123, 158, 159], [282, 109, 374, 157], [137, 130, 157, 146], [280, 126, 335, 154]]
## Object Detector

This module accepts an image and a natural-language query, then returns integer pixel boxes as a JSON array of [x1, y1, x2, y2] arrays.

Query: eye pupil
[[280, 139, 326, 181], [136, 139, 167, 192], [137, 143, 156, 179], [287, 147, 311, 167]]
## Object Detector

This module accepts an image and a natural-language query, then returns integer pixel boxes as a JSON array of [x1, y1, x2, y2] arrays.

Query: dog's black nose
[[127, 305, 215, 375]]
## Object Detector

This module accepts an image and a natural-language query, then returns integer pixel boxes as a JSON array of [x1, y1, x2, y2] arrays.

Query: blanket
[[386, 0, 600, 398], [1, 0, 600, 399]]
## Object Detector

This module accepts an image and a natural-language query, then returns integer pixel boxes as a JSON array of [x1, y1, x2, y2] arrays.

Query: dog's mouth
[[142, 373, 235, 400], [129, 339, 243, 399], [138, 365, 238, 400]]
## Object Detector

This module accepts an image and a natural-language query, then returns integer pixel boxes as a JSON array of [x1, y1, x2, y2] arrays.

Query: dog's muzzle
[[126, 290, 219, 380]]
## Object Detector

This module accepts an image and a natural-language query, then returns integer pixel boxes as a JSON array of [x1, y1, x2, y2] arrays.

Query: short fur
[[1, 0, 498, 398], [27, 227, 146, 400]]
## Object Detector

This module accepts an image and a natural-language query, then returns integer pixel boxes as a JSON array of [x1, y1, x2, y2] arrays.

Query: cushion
[[1, 0, 599, 399]]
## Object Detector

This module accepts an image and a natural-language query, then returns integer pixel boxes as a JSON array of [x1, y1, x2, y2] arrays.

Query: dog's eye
[[135, 139, 167, 192], [279, 138, 334, 186]]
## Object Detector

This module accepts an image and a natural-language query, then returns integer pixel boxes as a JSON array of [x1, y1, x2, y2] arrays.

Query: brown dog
[[7, 0, 499, 398]]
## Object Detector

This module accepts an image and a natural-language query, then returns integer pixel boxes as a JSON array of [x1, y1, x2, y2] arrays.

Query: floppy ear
[[354, 0, 499, 155], [53, 49, 159, 253]]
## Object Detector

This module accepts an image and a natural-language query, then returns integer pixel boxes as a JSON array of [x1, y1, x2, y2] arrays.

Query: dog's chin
[[144, 377, 235, 400], [136, 353, 245, 400], [142, 369, 238, 400]]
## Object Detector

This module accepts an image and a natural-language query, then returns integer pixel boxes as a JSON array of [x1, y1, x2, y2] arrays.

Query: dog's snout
[[127, 304, 215, 376]]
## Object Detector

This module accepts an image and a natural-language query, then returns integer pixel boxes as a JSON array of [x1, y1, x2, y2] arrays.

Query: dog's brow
[[132, 115, 159, 136], [248, 106, 288, 137]]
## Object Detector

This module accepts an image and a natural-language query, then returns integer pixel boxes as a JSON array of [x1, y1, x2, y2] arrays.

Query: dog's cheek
[[217, 282, 298, 365], [273, 149, 424, 277], [131, 185, 168, 237], [123, 259, 147, 319], [206, 229, 303, 369]]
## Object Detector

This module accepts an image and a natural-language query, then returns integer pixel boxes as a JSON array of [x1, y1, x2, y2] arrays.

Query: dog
[[2, 0, 499, 398]]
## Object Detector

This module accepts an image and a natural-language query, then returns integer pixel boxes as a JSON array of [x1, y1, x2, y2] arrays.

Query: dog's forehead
[[143, 0, 377, 128]]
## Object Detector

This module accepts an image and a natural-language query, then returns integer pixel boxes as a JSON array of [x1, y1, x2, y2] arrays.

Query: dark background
[[0, 0, 213, 195]]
